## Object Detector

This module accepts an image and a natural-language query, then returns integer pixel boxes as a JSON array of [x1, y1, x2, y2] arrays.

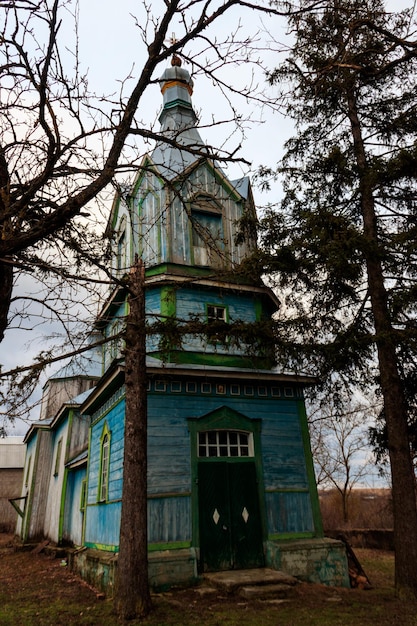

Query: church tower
[[102, 55, 277, 370], [77, 58, 349, 591]]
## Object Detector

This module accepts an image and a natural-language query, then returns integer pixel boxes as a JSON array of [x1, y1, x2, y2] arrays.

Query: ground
[[1, 533, 417, 625]]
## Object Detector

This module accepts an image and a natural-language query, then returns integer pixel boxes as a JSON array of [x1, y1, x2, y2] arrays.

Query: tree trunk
[[347, 89, 417, 597], [0, 149, 12, 344], [0, 261, 13, 343], [114, 258, 151, 619]]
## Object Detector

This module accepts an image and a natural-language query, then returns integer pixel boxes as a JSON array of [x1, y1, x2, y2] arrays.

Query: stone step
[[239, 582, 297, 600], [204, 568, 298, 594]]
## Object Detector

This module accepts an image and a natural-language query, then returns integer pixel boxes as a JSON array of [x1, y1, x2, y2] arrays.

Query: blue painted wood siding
[[265, 491, 314, 534], [172, 286, 260, 356], [84, 380, 315, 549]]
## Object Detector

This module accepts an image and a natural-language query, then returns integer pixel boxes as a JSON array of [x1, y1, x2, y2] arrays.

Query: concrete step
[[239, 582, 297, 600], [204, 568, 298, 595]]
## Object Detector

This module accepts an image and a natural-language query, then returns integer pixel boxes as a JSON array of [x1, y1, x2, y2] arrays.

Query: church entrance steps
[[203, 567, 299, 599]]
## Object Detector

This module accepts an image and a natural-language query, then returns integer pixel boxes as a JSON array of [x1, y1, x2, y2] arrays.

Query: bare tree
[[309, 398, 377, 525], [0, 0, 291, 345]]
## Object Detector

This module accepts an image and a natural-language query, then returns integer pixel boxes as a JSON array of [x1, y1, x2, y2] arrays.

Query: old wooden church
[[16, 57, 349, 591]]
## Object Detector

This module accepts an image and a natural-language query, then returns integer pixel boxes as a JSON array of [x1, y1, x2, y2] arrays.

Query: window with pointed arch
[[98, 424, 111, 502]]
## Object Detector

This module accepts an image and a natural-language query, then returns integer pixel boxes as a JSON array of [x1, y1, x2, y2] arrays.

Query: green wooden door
[[198, 461, 264, 571]]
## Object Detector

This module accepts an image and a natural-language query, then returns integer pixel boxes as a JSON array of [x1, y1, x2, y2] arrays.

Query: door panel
[[198, 461, 264, 571], [229, 463, 264, 569], [198, 462, 232, 571]]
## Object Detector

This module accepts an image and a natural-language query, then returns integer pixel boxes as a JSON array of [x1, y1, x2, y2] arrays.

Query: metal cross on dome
[[167, 33, 182, 66]]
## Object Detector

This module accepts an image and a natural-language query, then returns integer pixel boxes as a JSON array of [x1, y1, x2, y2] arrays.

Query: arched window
[[198, 430, 253, 458], [98, 425, 111, 502]]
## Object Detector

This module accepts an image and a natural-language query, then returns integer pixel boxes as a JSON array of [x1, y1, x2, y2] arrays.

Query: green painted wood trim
[[148, 492, 191, 499], [84, 541, 119, 552], [160, 286, 176, 318], [148, 541, 191, 552], [130, 157, 164, 198], [110, 196, 121, 231], [23, 437, 42, 541], [81, 426, 93, 546], [90, 391, 126, 427], [268, 532, 316, 541], [150, 349, 272, 369], [8, 497, 27, 518], [58, 468, 69, 544], [83, 541, 192, 554], [85, 498, 123, 507], [203, 161, 242, 201], [254, 297, 263, 321], [297, 399, 324, 537], [164, 98, 192, 111], [146, 263, 212, 279], [265, 488, 310, 494], [97, 422, 111, 504], [59, 407, 75, 542]]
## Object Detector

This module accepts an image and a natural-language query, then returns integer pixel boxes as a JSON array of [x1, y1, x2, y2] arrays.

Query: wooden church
[[16, 57, 349, 592]]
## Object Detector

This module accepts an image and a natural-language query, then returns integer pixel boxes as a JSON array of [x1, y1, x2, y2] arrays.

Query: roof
[[23, 418, 53, 444], [66, 449, 88, 469], [231, 177, 250, 199], [50, 346, 102, 381]]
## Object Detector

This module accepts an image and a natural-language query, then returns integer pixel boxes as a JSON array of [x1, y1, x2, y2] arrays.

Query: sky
[[1, 0, 415, 440]]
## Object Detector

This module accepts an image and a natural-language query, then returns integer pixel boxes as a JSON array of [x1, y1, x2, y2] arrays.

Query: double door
[[198, 461, 264, 571]]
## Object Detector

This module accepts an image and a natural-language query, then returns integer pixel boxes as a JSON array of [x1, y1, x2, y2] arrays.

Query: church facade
[[17, 57, 349, 592]]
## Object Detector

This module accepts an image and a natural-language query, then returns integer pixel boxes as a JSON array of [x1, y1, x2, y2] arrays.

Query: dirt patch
[[1, 534, 417, 626]]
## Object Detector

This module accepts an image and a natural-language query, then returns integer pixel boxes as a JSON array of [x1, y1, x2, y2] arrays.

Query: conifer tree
[[262, 0, 417, 596]]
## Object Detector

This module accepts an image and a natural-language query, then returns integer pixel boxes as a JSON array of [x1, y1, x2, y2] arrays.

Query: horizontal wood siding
[[265, 491, 314, 534], [148, 496, 191, 543], [259, 401, 308, 490], [88, 399, 125, 505], [84, 500, 122, 549], [175, 288, 258, 355], [148, 396, 191, 494], [85, 380, 315, 550], [145, 289, 162, 353]]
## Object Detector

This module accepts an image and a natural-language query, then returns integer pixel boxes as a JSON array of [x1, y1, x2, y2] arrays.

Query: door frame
[[188, 406, 267, 568]]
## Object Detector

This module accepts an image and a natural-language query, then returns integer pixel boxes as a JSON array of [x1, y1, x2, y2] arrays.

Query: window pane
[[239, 433, 248, 446], [208, 432, 216, 445], [218, 431, 227, 445]]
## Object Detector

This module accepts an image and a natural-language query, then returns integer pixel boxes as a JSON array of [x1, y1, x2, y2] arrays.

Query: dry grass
[[1, 534, 417, 626]]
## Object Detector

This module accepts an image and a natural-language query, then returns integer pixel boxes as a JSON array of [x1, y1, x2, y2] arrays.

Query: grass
[[1, 541, 417, 625]]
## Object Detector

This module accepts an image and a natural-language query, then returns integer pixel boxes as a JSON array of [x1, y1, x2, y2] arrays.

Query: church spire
[[151, 56, 205, 178], [158, 55, 197, 130]]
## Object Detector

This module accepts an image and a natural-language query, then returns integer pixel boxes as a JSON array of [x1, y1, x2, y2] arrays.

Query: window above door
[[198, 430, 253, 458]]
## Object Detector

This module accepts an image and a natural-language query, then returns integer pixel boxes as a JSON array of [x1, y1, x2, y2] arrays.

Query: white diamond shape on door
[[213, 508, 220, 525], [242, 506, 249, 523]]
